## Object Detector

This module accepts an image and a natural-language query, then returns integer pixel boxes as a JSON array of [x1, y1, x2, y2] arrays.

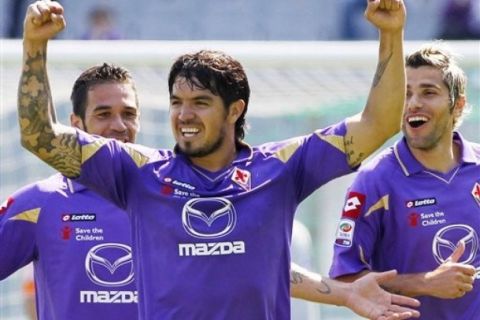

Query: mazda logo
[[432, 224, 478, 266], [182, 197, 236, 239], [85, 243, 134, 287]]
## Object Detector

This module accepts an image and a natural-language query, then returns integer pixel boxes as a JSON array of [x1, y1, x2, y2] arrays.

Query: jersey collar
[[394, 132, 477, 176], [66, 176, 88, 194]]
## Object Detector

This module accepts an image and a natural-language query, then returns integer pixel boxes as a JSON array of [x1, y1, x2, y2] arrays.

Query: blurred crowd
[[3, 0, 480, 40]]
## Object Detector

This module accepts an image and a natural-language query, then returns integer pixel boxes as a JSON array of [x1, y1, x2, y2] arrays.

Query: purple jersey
[[0, 174, 137, 320], [329, 133, 480, 320], [76, 121, 353, 320]]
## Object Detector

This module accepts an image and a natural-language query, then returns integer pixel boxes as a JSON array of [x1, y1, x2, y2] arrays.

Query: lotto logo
[[61, 213, 96, 222], [342, 192, 366, 219]]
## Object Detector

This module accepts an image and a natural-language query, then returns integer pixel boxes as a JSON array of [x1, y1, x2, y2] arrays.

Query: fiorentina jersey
[[76, 121, 353, 320], [329, 133, 480, 320], [0, 174, 137, 320]]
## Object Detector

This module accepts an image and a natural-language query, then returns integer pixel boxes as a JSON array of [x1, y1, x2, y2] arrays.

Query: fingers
[[446, 240, 465, 263], [392, 294, 420, 307], [366, 0, 381, 13], [391, 293, 421, 307], [28, 0, 64, 27], [378, 0, 402, 10], [385, 304, 420, 319]]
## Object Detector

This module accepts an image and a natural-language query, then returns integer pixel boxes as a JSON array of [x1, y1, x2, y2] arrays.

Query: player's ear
[[453, 95, 465, 118], [70, 113, 84, 130], [227, 99, 245, 124]]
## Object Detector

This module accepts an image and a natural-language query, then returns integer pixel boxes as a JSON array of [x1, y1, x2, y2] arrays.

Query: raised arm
[[18, 0, 81, 178], [338, 242, 476, 299], [344, 0, 406, 167], [290, 264, 420, 320]]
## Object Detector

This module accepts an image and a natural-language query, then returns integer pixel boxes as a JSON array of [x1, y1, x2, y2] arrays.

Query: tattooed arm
[[343, 0, 406, 167], [290, 263, 420, 319], [18, 1, 81, 178]]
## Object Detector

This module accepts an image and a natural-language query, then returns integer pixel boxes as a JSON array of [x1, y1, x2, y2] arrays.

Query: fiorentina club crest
[[472, 182, 480, 206], [231, 167, 251, 191]]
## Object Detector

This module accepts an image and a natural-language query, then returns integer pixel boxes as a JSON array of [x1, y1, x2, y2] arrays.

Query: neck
[[189, 141, 238, 173], [409, 134, 460, 173]]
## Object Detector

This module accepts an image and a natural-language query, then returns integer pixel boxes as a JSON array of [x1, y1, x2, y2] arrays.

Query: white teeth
[[408, 116, 428, 123], [181, 127, 199, 137]]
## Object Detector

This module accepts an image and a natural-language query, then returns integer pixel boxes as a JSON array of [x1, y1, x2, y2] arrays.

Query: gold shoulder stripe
[[365, 195, 389, 217], [125, 145, 150, 168], [9, 208, 41, 223], [316, 133, 345, 153], [82, 140, 151, 168], [274, 140, 301, 163], [82, 139, 109, 164]]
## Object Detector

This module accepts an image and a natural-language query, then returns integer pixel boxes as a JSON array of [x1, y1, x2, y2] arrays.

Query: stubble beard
[[179, 127, 226, 158]]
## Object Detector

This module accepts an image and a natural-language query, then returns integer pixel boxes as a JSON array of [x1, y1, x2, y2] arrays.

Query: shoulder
[[467, 140, 480, 157], [123, 143, 174, 169], [11, 174, 66, 201], [0, 174, 66, 220], [355, 146, 398, 180]]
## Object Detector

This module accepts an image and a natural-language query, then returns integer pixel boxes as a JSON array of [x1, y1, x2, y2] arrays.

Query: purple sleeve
[[328, 167, 384, 278], [295, 121, 356, 201], [0, 187, 39, 279], [75, 129, 150, 210]]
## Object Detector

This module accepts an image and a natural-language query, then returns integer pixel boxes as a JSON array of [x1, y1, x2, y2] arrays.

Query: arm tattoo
[[18, 48, 81, 177], [290, 271, 304, 285], [315, 279, 331, 295], [345, 135, 365, 167], [290, 271, 332, 295], [372, 52, 393, 87]]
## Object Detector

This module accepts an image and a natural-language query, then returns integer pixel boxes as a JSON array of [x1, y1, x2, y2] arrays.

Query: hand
[[364, 0, 406, 33], [424, 241, 476, 299], [345, 270, 420, 320], [23, 0, 66, 43]]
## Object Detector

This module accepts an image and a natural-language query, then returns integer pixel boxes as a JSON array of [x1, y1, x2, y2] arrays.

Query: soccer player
[[17, 0, 421, 319], [329, 43, 479, 319], [1, 63, 140, 319]]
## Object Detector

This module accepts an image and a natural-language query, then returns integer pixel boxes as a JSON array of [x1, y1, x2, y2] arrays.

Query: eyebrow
[[170, 94, 214, 101], [92, 105, 138, 112], [407, 83, 441, 90]]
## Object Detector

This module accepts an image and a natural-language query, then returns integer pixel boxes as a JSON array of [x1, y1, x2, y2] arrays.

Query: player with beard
[[16, 0, 422, 319]]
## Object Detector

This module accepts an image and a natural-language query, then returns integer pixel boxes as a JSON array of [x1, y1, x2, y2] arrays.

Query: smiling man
[[330, 43, 480, 320], [1, 63, 140, 320], [16, 1, 424, 319]]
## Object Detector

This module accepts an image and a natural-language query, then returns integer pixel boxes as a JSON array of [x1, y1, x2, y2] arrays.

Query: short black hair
[[70, 63, 138, 120]]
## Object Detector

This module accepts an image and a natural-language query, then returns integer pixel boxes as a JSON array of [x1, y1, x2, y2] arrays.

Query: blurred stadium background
[[1, 1, 479, 319]]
